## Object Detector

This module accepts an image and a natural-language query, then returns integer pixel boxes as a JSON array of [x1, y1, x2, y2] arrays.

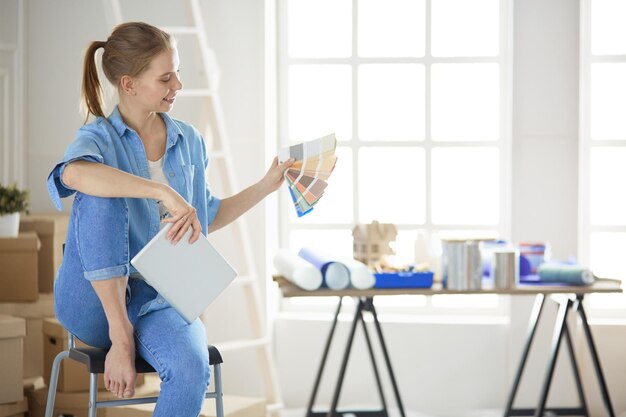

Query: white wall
[[508, 0, 581, 408], [22, 0, 626, 415], [0, 0, 25, 186], [512, 0, 579, 260]]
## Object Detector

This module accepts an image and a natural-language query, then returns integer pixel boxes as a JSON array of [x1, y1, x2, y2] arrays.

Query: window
[[580, 0, 626, 313], [276, 0, 512, 313]]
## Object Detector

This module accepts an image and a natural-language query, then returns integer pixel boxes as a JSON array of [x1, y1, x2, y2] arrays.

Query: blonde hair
[[81, 22, 174, 122]]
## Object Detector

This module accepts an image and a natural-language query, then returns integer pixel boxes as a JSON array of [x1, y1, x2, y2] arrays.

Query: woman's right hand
[[158, 186, 202, 244]]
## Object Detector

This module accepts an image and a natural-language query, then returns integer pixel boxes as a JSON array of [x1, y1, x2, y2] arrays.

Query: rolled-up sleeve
[[47, 133, 104, 210], [200, 134, 221, 226], [206, 187, 221, 226]]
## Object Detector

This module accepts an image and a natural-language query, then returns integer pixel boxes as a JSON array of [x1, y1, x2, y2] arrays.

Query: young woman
[[47, 21, 292, 415]]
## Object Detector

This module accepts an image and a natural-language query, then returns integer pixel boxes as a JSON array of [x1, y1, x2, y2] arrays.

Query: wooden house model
[[352, 221, 398, 267]]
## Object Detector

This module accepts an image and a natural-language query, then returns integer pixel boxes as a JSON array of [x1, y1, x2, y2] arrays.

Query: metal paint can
[[492, 250, 519, 289], [442, 240, 483, 290]]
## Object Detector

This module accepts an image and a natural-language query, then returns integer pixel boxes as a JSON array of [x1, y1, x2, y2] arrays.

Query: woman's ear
[[119, 75, 136, 96]]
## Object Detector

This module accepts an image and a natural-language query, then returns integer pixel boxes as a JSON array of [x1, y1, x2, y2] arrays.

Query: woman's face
[[132, 47, 183, 113]]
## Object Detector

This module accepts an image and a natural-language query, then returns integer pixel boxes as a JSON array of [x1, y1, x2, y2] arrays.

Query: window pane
[[287, 0, 352, 58], [590, 63, 626, 140], [590, 148, 626, 225], [431, 0, 499, 57], [358, 64, 425, 141], [288, 147, 353, 224], [591, 0, 626, 56], [431, 63, 500, 141], [358, 0, 426, 57], [590, 232, 626, 280], [288, 65, 352, 140], [431, 147, 499, 225], [289, 229, 354, 259], [358, 147, 426, 224]]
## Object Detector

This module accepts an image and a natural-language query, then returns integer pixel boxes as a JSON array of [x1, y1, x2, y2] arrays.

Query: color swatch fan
[[278, 134, 338, 217]]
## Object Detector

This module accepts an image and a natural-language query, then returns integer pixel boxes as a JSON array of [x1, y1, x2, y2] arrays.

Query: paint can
[[492, 250, 519, 289], [480, 239, 509, 278], [442, 240, 483, 290]]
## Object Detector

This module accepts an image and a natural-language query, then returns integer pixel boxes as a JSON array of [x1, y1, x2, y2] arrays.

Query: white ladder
[[104, 1, 283, 414]]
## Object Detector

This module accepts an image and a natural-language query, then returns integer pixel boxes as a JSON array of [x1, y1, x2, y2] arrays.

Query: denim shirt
[[47, 106, 221, 316]]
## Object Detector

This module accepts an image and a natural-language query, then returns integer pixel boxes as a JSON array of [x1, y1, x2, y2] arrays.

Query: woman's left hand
[[260, 156, 294, 195]]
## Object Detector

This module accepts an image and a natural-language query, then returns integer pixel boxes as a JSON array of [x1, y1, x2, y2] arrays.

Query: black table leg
[[327, 298, 365, 417], [367, 299, 407, 417], [307, 297, 344, 417], [576, 295, 616, 417], [564, 299, 589, 416], [307, 297, 403, 417], [534, 297, 572, 417], [359, 302, 389, 415], [504, 294, 546, 417]]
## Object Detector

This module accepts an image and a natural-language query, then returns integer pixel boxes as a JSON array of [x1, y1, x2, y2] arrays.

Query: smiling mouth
[[163, 96, 176, 104]]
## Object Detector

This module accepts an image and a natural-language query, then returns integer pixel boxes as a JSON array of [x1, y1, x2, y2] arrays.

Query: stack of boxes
[[0, 213, 154, 417], [0, 214, 67, 388], [0, 215, 47, 417], [0, 314, 28, 417]]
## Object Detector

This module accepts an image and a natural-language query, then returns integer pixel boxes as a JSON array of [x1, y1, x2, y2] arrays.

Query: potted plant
[[0, 182, 29, 237]]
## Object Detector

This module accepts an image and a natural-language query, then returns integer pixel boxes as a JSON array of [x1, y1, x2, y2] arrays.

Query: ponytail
[[81, 40, 107, 123], [80, 23, 174, 124]]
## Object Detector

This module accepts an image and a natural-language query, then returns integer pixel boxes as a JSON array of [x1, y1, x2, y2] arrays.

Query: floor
[[280, 408, 504, 417]]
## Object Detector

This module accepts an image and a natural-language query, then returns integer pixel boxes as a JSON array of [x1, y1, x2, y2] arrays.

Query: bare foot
[[104, 340, 137, 398]]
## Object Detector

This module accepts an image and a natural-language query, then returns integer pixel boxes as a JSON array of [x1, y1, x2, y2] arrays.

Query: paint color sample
[[279, 133, 338, 217]]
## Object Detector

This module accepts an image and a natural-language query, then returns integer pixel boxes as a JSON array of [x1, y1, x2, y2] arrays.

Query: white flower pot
[[0, 212, 20, 237]]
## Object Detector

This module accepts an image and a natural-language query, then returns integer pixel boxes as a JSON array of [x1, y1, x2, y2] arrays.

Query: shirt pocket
[[180, 164, 196, 203]]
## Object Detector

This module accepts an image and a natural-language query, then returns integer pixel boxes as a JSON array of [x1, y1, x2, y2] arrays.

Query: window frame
[[579, 0, 626, 317], [273, 0, 514, 316]]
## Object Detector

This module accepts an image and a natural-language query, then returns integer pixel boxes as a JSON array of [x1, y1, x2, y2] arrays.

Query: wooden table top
[[272, 276, 623, 298]]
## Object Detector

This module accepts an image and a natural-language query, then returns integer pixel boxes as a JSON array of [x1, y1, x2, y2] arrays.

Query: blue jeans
[[54, 193, 211, 417]]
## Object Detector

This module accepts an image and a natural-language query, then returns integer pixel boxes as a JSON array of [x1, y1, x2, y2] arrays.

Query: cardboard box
[[0, 294, 55, 378], [0, 398, 27, 417], [0, 233, 40, 302], [106, 395, 266, 417], [19, 213, 69, 293], [26, 378, 160, 417], [0, 315, 26, 404], [43, 318, 144, 392], [23, 376, 45, 394]]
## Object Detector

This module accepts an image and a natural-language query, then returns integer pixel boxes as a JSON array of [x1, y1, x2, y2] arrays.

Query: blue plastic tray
[[374, 271, 434, 289]]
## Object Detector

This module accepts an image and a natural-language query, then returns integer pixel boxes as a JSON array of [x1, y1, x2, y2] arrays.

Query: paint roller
[[536, 264, 621, 286]]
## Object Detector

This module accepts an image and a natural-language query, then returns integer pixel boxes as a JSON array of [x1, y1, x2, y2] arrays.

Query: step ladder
[[103, 1, 283, 414]]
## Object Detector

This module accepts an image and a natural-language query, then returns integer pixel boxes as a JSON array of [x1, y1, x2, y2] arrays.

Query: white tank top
[[147, 156, 170, 221]]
